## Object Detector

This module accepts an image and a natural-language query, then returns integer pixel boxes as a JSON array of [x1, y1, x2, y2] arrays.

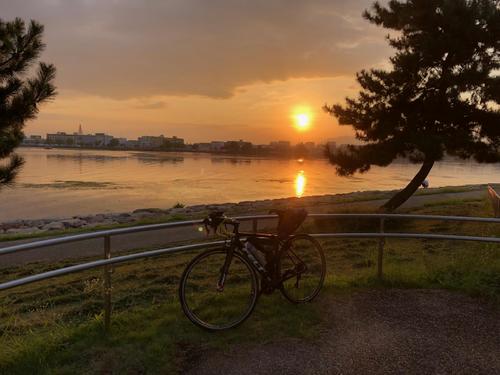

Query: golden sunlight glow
[[292, 106, 313, 131], [295, 113, 310, 129], [294, 170, 306, 198]]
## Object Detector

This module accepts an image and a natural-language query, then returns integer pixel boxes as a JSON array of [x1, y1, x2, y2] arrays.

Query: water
[[1, 147, 499, 221]]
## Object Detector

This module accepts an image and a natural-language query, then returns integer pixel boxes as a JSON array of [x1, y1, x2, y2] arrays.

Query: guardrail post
[[377, 218, 385, 280], [252, 218, 258, 233], [103, 235, 112, 333]]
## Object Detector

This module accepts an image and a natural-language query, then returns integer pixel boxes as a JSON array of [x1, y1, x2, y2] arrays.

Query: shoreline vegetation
[[0, 184, 490, 241]]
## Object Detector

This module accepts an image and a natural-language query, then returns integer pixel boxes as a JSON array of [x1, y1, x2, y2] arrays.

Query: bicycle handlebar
[[203, 212, 239, 235]]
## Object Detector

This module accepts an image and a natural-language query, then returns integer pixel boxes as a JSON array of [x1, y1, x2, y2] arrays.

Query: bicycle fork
[[217, 250, 233, 292]]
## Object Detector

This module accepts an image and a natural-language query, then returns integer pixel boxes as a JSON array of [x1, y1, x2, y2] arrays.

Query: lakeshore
[[0, 184, 489, 238]]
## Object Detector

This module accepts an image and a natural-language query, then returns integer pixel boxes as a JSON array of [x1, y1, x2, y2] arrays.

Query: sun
[[292, 107, 312, 131], [295, 113, 310, 129]]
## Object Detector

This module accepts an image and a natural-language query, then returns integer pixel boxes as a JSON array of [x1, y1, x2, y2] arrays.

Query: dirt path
[[186, 289, 500, 375], [0, 189, 485, 267]]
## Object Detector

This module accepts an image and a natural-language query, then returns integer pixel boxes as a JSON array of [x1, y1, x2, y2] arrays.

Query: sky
[[2, 0, 391, 144]]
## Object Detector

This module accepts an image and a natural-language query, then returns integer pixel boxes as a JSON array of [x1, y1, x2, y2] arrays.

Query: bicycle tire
[[278, 234, 326, 303], [179, 248, 259, 330]]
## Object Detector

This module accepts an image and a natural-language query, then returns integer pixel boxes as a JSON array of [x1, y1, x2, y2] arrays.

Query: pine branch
[[0, 153, 24, 186], [0, 18, 56, 189]]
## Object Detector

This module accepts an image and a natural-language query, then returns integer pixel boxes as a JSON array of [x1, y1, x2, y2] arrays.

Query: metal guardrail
[[1, 213, 499, 332]]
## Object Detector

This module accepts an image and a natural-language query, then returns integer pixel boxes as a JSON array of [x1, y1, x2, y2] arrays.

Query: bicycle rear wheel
[[179, 248, 258, 330], [278, 234, 326, 303]]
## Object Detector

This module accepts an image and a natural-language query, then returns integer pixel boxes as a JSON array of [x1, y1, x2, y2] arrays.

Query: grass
[[0, 194, 499, 373], [0, 253, 322, 374]]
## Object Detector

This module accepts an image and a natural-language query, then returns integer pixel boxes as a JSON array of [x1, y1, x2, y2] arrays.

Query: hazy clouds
[[1, 0, 388, 99]]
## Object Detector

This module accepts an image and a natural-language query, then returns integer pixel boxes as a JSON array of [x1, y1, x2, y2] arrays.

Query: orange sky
[[3, 0, 391, 144]]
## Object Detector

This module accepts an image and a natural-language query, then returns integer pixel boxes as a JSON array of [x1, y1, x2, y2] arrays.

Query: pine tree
[[324, 0, 500, 212], [0, 18, 56, 186]]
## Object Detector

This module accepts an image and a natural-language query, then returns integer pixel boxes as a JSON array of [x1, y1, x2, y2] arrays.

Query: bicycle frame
[[217, 221, 291, 292]]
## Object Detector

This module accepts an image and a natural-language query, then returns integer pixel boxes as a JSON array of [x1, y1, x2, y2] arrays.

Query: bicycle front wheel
[[179, 248, 258, 330], [279, 234, 326, 303]]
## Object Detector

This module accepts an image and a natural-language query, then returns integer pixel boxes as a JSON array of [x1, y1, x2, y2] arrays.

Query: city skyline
[[25, 124, 355, 146], [1, 0, 390, 143]]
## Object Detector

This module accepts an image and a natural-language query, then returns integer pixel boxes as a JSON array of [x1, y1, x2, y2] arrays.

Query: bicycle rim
[[279, 235, 326, 303], [179, 249, 258, 330]]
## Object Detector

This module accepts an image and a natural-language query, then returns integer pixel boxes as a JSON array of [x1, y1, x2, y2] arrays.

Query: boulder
[[61, 218, 87, 228], [6, 227, 39, 234], [86, 214, 105, 223], [43, 221, 65, 231], [114, 214, 135, 224], [1, 220, 24, 230], [188, 205, 207, 212], [22, 219, 45, 228], [133, 208, 164, 214]]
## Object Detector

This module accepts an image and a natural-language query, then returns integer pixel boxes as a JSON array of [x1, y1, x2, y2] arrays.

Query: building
[[165, 136, 185, 147], [210, 141, 225, 152], [47, 132, 77, 145], [196, 143, 211, 152], [224, 140, 253, 153], [22, 135, 43, 145], [94, 133, 113, 146], [126, 140, 139, 148], [47, 132, 114, 147], [116, 138, 128, 146], [270, 141, 291, 149], [304, 141, 315, 150], [138, 135, 165, 148]]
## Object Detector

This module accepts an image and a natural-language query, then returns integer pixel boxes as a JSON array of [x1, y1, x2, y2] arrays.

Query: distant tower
[[78, 124, 83, 135]]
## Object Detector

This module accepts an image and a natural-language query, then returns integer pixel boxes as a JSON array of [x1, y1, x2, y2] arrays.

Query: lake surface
[[1, 147, 499, 221]]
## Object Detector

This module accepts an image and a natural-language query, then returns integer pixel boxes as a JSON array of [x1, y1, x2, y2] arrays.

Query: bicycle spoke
[[279, 235, 326, 303], [180, 249, 258, 330]]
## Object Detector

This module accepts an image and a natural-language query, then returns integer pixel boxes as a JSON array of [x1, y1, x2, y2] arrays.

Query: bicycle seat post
[[232, 221, 240, 235]]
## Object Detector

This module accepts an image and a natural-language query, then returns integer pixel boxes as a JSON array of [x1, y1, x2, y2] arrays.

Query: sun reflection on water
[[295, 170, 306, 197]]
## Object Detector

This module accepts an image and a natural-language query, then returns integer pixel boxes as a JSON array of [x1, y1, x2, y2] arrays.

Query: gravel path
[[186, 289, 500, 375]]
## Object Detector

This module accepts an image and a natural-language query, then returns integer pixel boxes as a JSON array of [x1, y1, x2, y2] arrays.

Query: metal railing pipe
[[0, 219, 202, 256], [308, 213, 500, 224], [2, 231, 499, 293], [0, 215, 277, 257], [312, 232, 500, 243], [0, 241, 224, 292]]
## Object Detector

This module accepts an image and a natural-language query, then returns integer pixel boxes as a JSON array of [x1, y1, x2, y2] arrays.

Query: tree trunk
[[380, 159, 435, 212]]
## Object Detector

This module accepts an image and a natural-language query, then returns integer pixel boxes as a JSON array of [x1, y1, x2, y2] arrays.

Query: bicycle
[[178, 209, 326, 330]]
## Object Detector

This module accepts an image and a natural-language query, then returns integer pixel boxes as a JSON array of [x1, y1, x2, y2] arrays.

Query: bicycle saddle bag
[[273, 208, 308, 238]]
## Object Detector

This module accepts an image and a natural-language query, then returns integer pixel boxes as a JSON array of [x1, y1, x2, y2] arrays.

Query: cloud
[[1, 0, 389, 99], [133, 100, 167, 110]]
